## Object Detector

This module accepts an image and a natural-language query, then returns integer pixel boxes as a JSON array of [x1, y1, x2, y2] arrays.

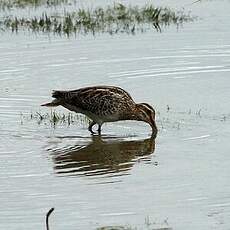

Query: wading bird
[[41, 86, 157, 136]]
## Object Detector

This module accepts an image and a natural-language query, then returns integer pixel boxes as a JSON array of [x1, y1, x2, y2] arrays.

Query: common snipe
[[41, 86, 157, 136]]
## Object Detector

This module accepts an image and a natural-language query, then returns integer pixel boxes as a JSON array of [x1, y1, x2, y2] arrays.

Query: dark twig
[[46, 208, 55, 230]]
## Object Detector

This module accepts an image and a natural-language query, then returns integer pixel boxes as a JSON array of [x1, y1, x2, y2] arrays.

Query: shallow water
[[1, 1, 230, 230]]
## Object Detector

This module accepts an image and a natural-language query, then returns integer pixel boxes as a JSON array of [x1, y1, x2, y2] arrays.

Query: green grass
[[24, 111, 90, 126], [1, 3, 195, 35], [22, 106, 225, 132], [23, 106, 208, 129]]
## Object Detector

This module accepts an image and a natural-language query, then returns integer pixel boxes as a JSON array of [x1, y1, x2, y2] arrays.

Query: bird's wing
[[67, 86, 135, 116]]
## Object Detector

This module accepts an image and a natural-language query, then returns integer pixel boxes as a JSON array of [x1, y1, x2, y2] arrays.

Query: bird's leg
[[97, 124, 102, 135], [88, 121, 96, 134]]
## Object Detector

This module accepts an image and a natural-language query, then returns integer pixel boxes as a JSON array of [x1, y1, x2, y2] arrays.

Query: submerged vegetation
[[21, 105, 228, 131], [0, 3, 195, 35], [22, 111, 90, 126]]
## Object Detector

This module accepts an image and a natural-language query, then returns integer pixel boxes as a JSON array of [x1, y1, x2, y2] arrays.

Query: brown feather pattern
[[42, 86, 157, 135]]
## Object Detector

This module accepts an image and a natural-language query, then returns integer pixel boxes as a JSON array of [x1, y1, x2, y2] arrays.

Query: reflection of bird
[[50, 135, 156, 177], [41, 86, 157, 135]]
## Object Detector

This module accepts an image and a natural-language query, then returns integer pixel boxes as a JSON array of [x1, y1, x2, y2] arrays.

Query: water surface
[[1, 0, 230, 229]]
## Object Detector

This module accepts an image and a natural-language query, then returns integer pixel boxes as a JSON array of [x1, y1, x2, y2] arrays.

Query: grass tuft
[[0, 3, 195, 35], [25, 111, 90, 126]]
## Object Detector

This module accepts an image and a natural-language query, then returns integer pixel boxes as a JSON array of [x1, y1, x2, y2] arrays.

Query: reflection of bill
[[50, 135, 156, 178]]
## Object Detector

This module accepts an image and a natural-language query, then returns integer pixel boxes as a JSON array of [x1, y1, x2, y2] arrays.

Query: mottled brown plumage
[[41, 86, 157, 135]]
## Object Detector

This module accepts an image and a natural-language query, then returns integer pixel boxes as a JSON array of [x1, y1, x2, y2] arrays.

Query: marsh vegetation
[[0, 2, 194, 35], [22, 110, 90, 126], [22, 106, 230, 132]]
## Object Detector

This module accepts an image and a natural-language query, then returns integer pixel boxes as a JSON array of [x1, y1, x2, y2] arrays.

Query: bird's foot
[[97, 125, 102, 135], [89, 129, 97, 135], [88, 121, 96, 134]]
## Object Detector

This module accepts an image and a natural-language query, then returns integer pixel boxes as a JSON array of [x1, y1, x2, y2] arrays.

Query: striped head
[[135, 103, 158, 136]]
